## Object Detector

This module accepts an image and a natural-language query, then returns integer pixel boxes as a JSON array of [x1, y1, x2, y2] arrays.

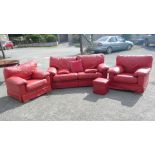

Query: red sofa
[[3, 61, 51, 103], [48, 54, 109, 89], [108, 55, 153, 93]]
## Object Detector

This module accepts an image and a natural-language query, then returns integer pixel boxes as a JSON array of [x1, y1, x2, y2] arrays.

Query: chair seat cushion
[[27, 79, 47, 91], [53, 73, 77, 82], [77, 72, 102, 80], [114, 73, 138, 84]]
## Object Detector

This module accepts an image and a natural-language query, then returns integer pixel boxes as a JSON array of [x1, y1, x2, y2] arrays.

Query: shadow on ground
[[84, 89, 142, 107], [0, 96, 21, 114], [46, 87, 142, 107]]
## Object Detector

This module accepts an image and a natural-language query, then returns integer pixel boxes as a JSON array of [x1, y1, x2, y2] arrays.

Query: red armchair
[[108, 55, 153, 93], [3, 61, 51, 103]]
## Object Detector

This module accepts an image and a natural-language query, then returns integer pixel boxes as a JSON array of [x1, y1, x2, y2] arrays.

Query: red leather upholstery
[[77, 72, 102, 80], [114, 73, 137, 84], [4, 60, 51, 103], [108, 55, 153, 93], [53, 73, 77, 82], [108, 66, 124, 75], [116, 55, 152, 73], [85, 69, 97, 73], [27, 79, 47, 91], [4, 60, 37, 80], [47, 67, 57, 76], [134, 68, 151, 77], [98, 63, 109, 72], [93, 78, 109, 95], [48, 54, 108, 89], [57, 69, 70, 74], [77, 54, 104, 69], [50, 56, 76, 70], [32, 70, 50, 79], [70, 60, 83, 73]]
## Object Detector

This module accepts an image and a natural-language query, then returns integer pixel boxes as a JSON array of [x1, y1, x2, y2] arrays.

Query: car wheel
[[106, 47, 112, 54], [127, 44, 132, 50]]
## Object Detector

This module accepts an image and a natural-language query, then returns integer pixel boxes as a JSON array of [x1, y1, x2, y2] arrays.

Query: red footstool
[[93, 78, 109, 95]]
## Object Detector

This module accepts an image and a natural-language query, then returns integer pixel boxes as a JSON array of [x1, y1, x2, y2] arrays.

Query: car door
[[108, 36, 119, 51], [116, 36, 127, 50]]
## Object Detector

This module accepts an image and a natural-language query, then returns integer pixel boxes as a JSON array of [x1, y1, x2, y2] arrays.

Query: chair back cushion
[[49, 56, 76, 71], [3, 60, 37, 80], [77, 54, 104, 69], [116, 55, 153, 73]]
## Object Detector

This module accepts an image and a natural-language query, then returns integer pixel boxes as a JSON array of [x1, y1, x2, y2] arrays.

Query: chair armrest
[[98, 63, 109, 72], [47, 67, 57, 76], [32, 70, 50, 79], [6, 76, 27, 86], [108, 66, 124, 75], [134, 68, 151, 77]]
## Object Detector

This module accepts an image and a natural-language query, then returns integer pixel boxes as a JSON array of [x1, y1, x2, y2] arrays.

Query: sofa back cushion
[[77, 54, 104, 69], [3, 60, 37, 80], [70, 60, 83, 73], [116, 55, 153, 73], [50, 56, 76, 71]]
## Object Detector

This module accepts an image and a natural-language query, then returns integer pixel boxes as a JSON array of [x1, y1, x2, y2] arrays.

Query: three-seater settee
[[47, 54, 109, 89]]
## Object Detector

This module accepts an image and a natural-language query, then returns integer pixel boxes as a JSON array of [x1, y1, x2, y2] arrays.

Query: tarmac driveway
[[0, 45, 155, 120]]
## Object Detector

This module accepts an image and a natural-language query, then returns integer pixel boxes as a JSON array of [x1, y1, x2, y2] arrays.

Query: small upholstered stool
[[93, 78, 109, 95]]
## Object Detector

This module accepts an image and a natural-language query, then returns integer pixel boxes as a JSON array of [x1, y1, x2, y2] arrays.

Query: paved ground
[[0, 44, 155, 120]]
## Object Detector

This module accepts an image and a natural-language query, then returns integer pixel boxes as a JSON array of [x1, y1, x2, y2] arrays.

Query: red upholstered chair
[[108, 55, 153, 93], [3, 61, 51, 103]]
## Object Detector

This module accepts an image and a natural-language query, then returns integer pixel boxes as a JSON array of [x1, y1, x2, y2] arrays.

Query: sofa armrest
[[134, 68, 151, 77], [6, 76, 27, 86], [32, 70, 50, 79], [98, 63, 109, 73], [47, 67, 57, 76], [108, 66, 124, 75]]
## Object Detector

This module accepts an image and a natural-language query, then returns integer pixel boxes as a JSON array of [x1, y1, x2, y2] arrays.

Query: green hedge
[[24, 34, 57, 43], [44, 34, 57, 42]]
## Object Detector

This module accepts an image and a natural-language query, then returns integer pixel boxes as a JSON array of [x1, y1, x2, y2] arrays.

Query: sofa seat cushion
[[53, 73, 77, 82], [26, 79, 47, 91], [58, 69, 70, 74], [85, 69, 97, 73], [114, 73, 138, 84], [77, 72, 102, 80]]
